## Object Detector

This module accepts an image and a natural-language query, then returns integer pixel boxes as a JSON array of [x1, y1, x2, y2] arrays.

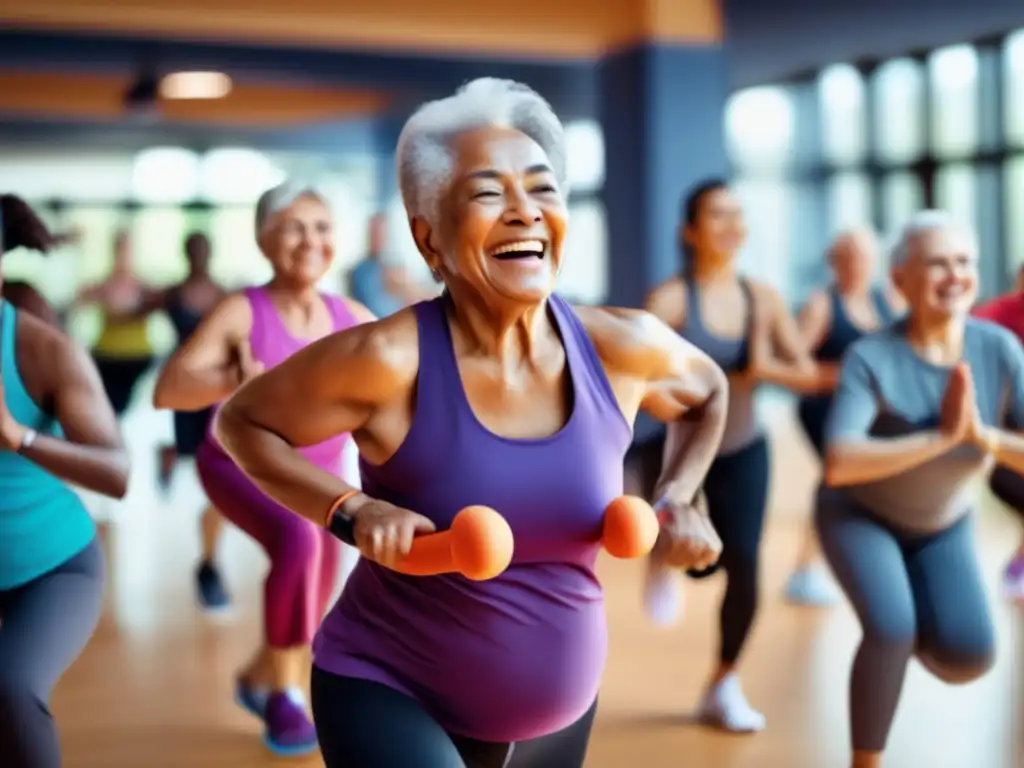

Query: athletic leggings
[[93, 355, 153, 417], [0, 538, 105, 768], [687, 436, 771, 665], [311, 668, 597, 768], [797, 395, 831, 459], [815, 487, 995, 752], [197, 442, 340, 646]]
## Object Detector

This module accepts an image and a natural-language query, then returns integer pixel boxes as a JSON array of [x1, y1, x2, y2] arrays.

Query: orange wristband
[[324, 490, 362, 528]]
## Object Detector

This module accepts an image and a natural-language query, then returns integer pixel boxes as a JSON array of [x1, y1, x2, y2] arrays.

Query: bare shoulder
[[573, 304, 689, 377], [313, 306, 420, 400], [746, 277, 785, 305], [644, 274, 685, 307], [802, 288, 832, 315], [15, 308, 93, 385], [206, 290, 255, 334]]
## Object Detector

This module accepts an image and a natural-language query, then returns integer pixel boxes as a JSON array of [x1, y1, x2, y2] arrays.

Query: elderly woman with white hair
[[212, 77, 729, 767], [153, 183, 374, 757], [817, 210, 1024, 768], [786, 226, 903, 606]]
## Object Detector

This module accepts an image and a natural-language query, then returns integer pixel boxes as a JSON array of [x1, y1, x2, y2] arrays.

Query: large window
[[935, 164, 978, 231], [828, 172, 872, 231], [928, 45, 980, 158], [726, 86, 797, 171], [819, 64, 867, 166], [872, 58, 926, 165], [1006, 30, 1024, 146], [1008, 157, 1024, 271], [879, 172, 924, 236]]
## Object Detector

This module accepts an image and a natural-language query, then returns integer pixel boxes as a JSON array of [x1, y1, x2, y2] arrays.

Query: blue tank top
[[677, 278, 752, 373], [313, 295, 632, 743], [0, 301, 95, 590]]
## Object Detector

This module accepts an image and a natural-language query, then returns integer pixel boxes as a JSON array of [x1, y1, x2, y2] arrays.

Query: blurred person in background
[[642, 178, 823, 733], [347, 212, 432, 316], [787, 227, 904, 606], [973, 262, 1024, 599], [156, 231, 231, 612], [73, 230, 162, 421], [154, 182, 373, 757], [0, 194, 129, 768]]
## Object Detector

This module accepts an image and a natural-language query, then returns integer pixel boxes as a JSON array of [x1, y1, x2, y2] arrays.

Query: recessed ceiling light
[[159, 71, 233, 100]]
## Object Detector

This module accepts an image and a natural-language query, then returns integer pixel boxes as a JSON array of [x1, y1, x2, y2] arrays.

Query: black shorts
[[93, 355, 153, 417], [173, 408, 213, 457]]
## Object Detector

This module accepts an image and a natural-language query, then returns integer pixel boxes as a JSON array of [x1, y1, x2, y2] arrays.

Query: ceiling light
[[159, 71, 232, 100]]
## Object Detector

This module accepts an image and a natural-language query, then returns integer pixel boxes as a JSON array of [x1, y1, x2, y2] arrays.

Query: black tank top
[[166, 288, 205, 343], [814, 286, 895, 362]]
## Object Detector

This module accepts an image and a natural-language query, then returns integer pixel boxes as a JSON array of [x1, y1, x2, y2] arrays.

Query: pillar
[[598, 2, 730, 310]]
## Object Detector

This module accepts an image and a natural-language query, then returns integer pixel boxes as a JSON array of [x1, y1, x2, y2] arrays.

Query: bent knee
[[0, 676, 46, 716], [271, 518, 323, 562], [917, 646, 995, 685]]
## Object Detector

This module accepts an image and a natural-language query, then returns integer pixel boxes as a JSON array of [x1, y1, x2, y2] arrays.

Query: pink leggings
[[197, 442, 340, 647]]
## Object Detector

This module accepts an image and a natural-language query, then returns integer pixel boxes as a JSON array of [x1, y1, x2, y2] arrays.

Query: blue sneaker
[[263, 692, 318, 757]]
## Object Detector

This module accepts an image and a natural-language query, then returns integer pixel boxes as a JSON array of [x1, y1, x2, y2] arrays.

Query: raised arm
[[153, 292, 253, 412], [0, 315, 128, 497], [823, 345, 957, 487], [214, 313, 415, 526]]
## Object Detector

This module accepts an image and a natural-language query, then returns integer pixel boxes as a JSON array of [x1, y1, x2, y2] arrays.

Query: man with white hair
[[816, 210, 1024, 768], [212, 77, 729, 767]]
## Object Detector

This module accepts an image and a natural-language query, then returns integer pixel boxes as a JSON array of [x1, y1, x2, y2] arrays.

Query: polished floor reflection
[[56, 398, 1024, 767]]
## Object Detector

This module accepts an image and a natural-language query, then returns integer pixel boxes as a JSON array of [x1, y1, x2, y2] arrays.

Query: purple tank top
[[313, 295, 633, 743], [206, 286, 360, 472]]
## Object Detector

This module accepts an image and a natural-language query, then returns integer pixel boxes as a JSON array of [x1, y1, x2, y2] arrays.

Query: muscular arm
[[10, 317, 128, 497], [823, 345, 955, 487], [215, 314, 412, 525], [152, 293, 251, 411], [581, 306, 728, 508]]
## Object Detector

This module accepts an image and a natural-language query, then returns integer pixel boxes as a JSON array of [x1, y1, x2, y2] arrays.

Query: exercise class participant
[[75, 230, 161, 418], [786, 227, 903, 606], [973, 264, 1024, 598], [153, 182, 372, 757], [0, 198, 129, 767], [214, 77, 728, 768], [817, 211, 1024, 768], [642, 179, 822, 733], [158, 232, 230, 611]]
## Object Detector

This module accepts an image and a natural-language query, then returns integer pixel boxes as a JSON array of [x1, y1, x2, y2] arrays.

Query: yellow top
[[93, 316, 152, 358]]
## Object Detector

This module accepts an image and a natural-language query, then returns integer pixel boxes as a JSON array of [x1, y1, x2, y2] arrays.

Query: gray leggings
[[815, 488, 995, 752], [0, 537, 106, 768]]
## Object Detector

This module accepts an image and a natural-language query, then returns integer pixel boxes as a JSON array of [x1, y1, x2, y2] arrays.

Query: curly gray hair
[[254, 182, 328, 240], [396, 78, 568, 228]]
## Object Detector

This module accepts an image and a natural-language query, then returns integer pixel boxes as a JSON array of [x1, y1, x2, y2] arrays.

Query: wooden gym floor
[[55, 397, 1024, 768]]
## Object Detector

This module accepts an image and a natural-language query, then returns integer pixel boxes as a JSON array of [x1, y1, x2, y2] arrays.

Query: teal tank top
[[0, 301, 95, 590]]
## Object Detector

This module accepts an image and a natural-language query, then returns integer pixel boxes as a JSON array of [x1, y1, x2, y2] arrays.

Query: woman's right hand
[[940, 362, 974, 443], [348, 496, 437, 567]]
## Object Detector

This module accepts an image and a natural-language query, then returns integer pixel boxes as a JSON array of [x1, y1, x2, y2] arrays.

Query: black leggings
[[93, 355, 153, 417], [311, 668, 597, 768], [797, 395, 831, 459], [0, 538, 106, 768], [687, 437, 771, 665], [989, 465, 1024, 517]]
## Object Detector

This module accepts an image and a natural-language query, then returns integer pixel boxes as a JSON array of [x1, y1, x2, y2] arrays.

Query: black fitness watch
[[327, 498, 359, 547]]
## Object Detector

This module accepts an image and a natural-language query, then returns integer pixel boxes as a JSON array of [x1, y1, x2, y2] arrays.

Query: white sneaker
[[642, 559, 683, 626], [698, 674, 766, 733]]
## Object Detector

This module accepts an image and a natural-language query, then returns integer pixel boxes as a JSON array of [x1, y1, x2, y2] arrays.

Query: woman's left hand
[[0, 375, 28, 451]]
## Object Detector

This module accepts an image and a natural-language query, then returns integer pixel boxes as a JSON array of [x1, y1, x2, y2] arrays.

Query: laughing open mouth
[[487, 239, 546, 260]]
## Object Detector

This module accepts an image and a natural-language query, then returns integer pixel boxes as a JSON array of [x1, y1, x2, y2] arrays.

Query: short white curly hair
[[396, 77, 568, 228], [889, 209, 977, 266]]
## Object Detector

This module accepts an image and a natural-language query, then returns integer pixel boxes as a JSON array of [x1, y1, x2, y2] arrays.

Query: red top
[[973, 293, 1024, 343]]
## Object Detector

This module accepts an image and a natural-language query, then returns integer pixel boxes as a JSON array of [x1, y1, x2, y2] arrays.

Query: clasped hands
[[940, 362, 998, 454], [651, 490, 722, 571]]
